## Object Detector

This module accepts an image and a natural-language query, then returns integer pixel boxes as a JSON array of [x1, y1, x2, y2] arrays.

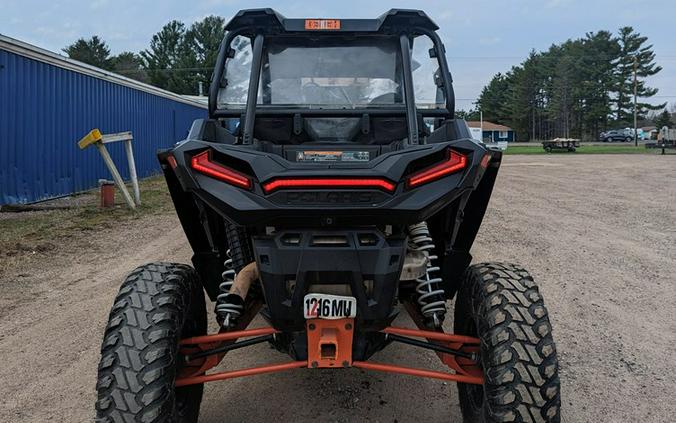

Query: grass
[[0, 176, 173, 258], [504, 144, 660, 155]]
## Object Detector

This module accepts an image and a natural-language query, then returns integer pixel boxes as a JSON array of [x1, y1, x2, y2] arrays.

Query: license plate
[[303, 294, 357, 319]]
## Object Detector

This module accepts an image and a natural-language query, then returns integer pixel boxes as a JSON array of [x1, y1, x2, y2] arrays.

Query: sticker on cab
[[305, 19, 341, 30], [296, 150, 370, 162]]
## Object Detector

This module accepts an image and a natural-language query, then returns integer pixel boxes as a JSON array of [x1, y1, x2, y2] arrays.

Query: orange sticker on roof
[[305, 19, 341, 30]]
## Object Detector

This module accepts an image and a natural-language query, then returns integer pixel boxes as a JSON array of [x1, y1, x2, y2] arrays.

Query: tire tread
[[455, 262, 561, 423], [95, 263, 205, 423]]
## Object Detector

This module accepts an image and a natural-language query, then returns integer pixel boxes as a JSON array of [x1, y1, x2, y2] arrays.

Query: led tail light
[[190, 150, 251, 190], [407, 149, 468, 188], [263, 178, 395, 193]]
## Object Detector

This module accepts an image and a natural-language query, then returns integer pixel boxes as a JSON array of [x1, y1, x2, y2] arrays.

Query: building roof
[[466, 121, 513, 131], [0, 34, 207, 109]]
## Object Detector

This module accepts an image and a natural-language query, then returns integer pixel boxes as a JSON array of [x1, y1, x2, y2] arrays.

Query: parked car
[[600, 129, 634, 142]]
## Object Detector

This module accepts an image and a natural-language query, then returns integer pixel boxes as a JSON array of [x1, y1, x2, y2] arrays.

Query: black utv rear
[[96, 8, 560, 423]]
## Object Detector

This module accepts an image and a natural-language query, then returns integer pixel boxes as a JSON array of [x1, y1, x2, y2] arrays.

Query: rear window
[[257, 37, 402, 108]]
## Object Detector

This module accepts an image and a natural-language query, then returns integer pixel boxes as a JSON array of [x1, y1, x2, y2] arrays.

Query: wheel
[[544, 146, 552, 153], [604, 138, 611, 143], [568, 147, 576, 152], [96, 263, 207, 423], [454, 263, 560, 422], [625, 137, 632, 142]]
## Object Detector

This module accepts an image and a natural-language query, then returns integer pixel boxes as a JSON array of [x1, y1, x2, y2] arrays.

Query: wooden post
[[95, 143, 136, 209], [124, 139, 141, 206], [77, 129, 137, 210]]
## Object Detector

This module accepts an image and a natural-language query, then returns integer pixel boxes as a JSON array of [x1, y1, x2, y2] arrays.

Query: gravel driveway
[[0, 154, 674, 422]]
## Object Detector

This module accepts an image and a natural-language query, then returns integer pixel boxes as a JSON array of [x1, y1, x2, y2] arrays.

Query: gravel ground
[[0, 154, 674, 422]]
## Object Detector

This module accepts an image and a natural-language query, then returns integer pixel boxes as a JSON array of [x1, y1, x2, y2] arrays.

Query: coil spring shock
[[215, 249, 243, 328], [408, 222, 446, 327]]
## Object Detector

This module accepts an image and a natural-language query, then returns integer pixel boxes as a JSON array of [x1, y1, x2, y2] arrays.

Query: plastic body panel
[[253, 229, 405, 331], [165, 136, 488, 228]]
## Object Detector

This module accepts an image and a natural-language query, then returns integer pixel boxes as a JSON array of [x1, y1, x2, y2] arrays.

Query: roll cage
[[208, 8, 456, 146]]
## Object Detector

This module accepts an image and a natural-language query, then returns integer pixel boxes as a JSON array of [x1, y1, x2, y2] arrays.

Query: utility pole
[[480, 110, 484, 142], [633, 55, 638, 147], [532, 105, 536, 142]]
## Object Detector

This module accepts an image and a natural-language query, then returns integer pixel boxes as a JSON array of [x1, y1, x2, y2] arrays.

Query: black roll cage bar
[[208, 25, 455, 146]]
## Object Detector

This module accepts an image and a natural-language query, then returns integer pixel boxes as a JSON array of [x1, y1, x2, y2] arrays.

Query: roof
[[466, 121, 513, 131], [0, 34, 207, 109], [224, 8, 439, 34]]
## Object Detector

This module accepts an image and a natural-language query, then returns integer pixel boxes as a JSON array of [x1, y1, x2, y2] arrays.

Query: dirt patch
[[0, 154, 674, 422]]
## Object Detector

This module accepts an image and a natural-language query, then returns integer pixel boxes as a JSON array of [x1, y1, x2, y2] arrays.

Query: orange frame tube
[[353, 361, 482, 385], [180, 326, 278, 345], [176, 361, 307, 387], [175, 325, 484, 387], [383, 326, 479, 345]]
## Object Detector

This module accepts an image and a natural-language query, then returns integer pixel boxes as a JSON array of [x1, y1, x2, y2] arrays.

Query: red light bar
[[263, 178, 395, 193], [407, 150, 468, 188], [191, 150, 251, 190]]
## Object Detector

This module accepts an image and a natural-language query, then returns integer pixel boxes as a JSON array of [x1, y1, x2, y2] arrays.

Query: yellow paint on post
[[78, 128, 103, 149]]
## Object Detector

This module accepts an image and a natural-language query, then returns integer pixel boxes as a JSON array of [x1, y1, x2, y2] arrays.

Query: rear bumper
[[253, 228, 405, 332]]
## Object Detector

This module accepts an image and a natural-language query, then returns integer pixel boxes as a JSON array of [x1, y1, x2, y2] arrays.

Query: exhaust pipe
[[229, 261, 259, 300]]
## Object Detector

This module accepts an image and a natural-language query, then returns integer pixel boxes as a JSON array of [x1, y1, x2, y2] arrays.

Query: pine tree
[[475, 26, 662, 141], [183, 16, 226, 95], [654, 110, 673, 129], [509, 51, 544, 141], [579, 31, 619, 137], [613, 27, 664, 125], [111, 52, 147, 83], [476, 73, 512, 125], [63, 36, 112, 70], [141, 21, 187, 91]]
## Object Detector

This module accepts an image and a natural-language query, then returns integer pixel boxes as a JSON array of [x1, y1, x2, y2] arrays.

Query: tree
[[455, 108, 481, 121], [63, 36, 112, 70], [613, 27, 664, 125], [654, 110, 673, 129], [140, 16, 226, 94], [474, 26, 662, 141], [476, 72, 513, 125], [111, 52, 147, 83], [141, 21, 187, 91], [508, 51, 546, 141], [183, 16, 226, 95], [579, 31, 619, 136]]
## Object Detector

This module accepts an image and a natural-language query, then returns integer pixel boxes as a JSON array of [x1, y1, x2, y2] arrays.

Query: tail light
[[190, 150, 252, 190], [407, 149, 467, 188], [263, 178, 395, 193]]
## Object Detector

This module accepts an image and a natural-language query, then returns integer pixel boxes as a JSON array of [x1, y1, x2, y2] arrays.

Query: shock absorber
[[215, 224, 254, 328], [215, 249, 244, 328], [408, 222, 447, 327]]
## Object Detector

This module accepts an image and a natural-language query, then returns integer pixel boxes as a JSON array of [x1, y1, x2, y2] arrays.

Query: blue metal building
[[0, 35, 207, 205]]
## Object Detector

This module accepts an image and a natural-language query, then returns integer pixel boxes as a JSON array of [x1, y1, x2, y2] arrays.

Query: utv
[[96, 9, 560, 422]]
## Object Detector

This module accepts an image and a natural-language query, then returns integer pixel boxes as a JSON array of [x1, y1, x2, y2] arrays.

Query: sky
[[2, 0, 676, 111]]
